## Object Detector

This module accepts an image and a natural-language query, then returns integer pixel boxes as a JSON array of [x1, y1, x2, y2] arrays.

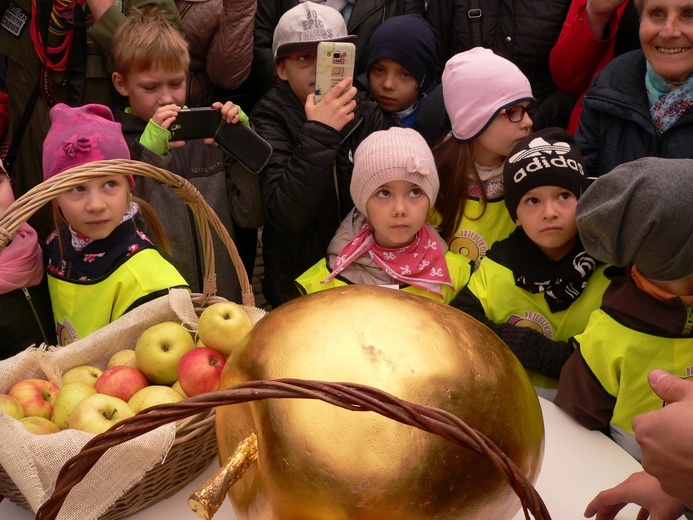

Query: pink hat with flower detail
[[43, 103, 135, 189]]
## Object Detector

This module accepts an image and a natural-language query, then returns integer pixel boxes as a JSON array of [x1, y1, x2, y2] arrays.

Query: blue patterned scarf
[[645, 62, 693, 135]]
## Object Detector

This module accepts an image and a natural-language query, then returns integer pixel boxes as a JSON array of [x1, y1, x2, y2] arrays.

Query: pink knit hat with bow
[[43, 103, 134, 189], [442, 47, 535, 142], [350, 127, 438, 216]]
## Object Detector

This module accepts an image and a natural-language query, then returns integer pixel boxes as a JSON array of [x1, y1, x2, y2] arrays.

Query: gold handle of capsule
[[188, 433, 258, 519]]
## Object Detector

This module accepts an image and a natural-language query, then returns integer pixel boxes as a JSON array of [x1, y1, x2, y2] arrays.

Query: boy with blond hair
[[251, 2, 385, 308], [110, 6, 250, 302]]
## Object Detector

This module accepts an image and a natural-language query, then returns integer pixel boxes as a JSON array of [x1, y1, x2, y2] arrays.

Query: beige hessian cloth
[[0, 288, 200, 519]]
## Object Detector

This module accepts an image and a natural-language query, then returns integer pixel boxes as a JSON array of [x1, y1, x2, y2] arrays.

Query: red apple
[[177, 347, 226, 397], [94, 366, 149, 402], [8, 378, 60, 419]]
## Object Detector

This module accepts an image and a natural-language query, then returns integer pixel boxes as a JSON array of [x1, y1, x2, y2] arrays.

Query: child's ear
[[275, 60, 289, 81], [112, 72, 129, 97]]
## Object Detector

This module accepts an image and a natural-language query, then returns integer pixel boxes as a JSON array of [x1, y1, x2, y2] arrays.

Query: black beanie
[[503, 127, 589, 222], [364, 14, 439, 93]]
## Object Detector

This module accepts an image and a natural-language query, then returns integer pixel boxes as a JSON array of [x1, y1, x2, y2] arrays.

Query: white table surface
[[1, 397, 677, 520]]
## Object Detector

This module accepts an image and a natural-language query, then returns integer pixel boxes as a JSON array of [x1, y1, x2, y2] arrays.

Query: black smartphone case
[[169, 108, 222, 141], [214, 122, 273, 174]]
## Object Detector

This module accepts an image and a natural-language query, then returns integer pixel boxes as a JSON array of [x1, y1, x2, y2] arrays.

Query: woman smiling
[[575, 0, 693, 176]]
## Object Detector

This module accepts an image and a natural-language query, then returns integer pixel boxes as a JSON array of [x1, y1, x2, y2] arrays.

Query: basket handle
[[0, 159, 254, 306], [35, 379, 551, 520]]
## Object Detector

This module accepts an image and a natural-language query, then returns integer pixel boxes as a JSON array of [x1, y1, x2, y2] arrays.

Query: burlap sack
[[0, 288, 200, 519]]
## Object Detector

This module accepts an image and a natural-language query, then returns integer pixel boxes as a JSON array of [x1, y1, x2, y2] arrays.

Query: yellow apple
[[62, 365, 103, 387], [69, 394, 135, 434], [51, 382, 97, 429], [0, 393, 25, 419], [128, 385, 185, 413], [171, 380, 188, 398], [20, 416, 61, 435], [8, 378, 60, 419], [196, 301, 253, 357], [135, 321, 195, 385], [107, 349, 138, 369]]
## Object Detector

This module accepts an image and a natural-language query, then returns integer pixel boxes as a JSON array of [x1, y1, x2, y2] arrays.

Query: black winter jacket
[[1, 277, 55, 358], [115, 111, 243, 302], [251, 80, 385, 307], [575, 50, 693, 177], [426, 0, 575, 129]]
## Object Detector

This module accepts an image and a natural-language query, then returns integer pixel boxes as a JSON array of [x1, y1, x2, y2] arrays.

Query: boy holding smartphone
[[109, 6, 258, 302], [251, 2, 384, 308]]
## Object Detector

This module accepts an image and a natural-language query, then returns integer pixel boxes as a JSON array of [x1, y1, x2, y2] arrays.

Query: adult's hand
[[585, 0, 631, 39], [634, 370, 693, 509]]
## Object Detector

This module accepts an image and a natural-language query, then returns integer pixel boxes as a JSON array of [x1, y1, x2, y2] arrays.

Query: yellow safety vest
[[468, 257, 610, 393], [48, 248, 189, 345]]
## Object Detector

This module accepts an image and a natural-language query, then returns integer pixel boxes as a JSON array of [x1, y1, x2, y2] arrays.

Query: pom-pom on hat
[[43, 103, 134, 189], [442, 47, 534, 142], [503, 127, 589, 222], [576, 157, 693, 282], [272, 1, 356, 59], [364, 14, 439, 93], [350, 127, 438, 216]]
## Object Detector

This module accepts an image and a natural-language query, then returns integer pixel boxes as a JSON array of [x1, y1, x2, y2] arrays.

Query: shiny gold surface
[[189, 433, 258, 519], [216, 285, 544, 519]]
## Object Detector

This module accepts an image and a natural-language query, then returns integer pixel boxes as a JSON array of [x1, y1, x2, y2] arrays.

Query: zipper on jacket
[[22, 288, 50, 345]]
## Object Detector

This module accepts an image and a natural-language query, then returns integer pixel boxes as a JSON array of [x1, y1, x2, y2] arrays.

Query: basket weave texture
[[0, 160, 266, 519]]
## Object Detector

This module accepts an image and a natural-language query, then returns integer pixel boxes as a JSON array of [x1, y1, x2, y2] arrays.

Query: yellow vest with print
[[431, 199, 516, 269], [48, 248, 189, 345], [576, 309, 693, 460], [296, 252, 472, 305], [468, 258, 610, 392]]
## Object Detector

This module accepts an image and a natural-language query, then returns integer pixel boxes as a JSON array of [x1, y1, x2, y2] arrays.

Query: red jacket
[[549, 0, 630, 134]]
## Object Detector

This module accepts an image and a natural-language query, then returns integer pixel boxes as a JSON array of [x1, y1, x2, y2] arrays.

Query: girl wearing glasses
[[433, 48, 536, 269]]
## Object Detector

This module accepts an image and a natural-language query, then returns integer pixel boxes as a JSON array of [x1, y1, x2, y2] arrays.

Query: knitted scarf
[[0, 223, 44, 294], [645, 62, 693, 135], [488, 227, 600, 312]]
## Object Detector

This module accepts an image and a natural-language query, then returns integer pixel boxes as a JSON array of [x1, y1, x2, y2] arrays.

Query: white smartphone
[[314, 41, 356, 103]]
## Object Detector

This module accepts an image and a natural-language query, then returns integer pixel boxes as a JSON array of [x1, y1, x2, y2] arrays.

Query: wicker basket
[[0, 159, 266, 519]]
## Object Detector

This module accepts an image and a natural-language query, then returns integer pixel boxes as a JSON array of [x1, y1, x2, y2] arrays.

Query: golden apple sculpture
[[215, 285, 544, 519]]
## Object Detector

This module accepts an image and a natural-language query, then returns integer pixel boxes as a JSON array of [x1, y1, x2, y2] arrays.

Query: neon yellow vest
[[296, 252, 472, 304], [468, 258, 610, 392], [431, 199, 516, 268], [48, 248, 189, 345], [576, 310, 693, 460]]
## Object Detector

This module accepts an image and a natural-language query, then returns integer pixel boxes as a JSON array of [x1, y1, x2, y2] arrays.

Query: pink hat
[[43, 103, 134, 189], [442, 47, 534, 142]]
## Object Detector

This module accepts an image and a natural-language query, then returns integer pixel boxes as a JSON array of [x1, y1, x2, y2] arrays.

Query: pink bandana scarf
[[0, 223, 45, 294], [323, 222, 454, 298]]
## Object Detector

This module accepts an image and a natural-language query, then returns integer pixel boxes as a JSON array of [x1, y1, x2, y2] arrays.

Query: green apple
[[8, 378, 60, 419], [128, 385, 185, 413], [0, 393, 25, 419], [20, 416, 61, 435], [62, 365, 103, 387], [107, 349, 138, 369], [197, 301, 253, 357], [68, 394, 135, 434], [135, 321, 194, 385], [51, 382, 97, 429]]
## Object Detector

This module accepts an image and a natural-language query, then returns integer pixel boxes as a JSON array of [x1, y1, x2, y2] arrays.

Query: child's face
[[0, 173, 15, 214], [515, 185, 578, 261], [56, 176, 130, 240], [366, 181, 430, 249], [276, 49, 318, 104], [474, 102, 534, 166], [112, 65, 187, 121], [368, 59, 419, 113]]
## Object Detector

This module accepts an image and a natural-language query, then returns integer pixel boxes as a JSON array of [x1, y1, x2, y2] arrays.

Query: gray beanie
[[576, 157, 693, 281], [350, 127, 438, 216]]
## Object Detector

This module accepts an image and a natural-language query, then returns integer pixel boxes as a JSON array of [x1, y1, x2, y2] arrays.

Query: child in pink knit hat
[[296, 127, 471, 303], [43, 103, 189, 345], [433, 47, 536, 269]]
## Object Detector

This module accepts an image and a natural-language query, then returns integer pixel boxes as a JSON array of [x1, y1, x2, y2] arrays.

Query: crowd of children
[[0, 0, 692, 514]]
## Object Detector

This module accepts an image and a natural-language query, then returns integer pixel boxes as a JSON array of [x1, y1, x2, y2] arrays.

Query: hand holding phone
[[306, 77, 357, 132], [169, 107, 223, 141]]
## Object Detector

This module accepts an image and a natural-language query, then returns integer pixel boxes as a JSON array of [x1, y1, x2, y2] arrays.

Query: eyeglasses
[[501, 104, 538, 123], [285, 49, 318, 68]]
